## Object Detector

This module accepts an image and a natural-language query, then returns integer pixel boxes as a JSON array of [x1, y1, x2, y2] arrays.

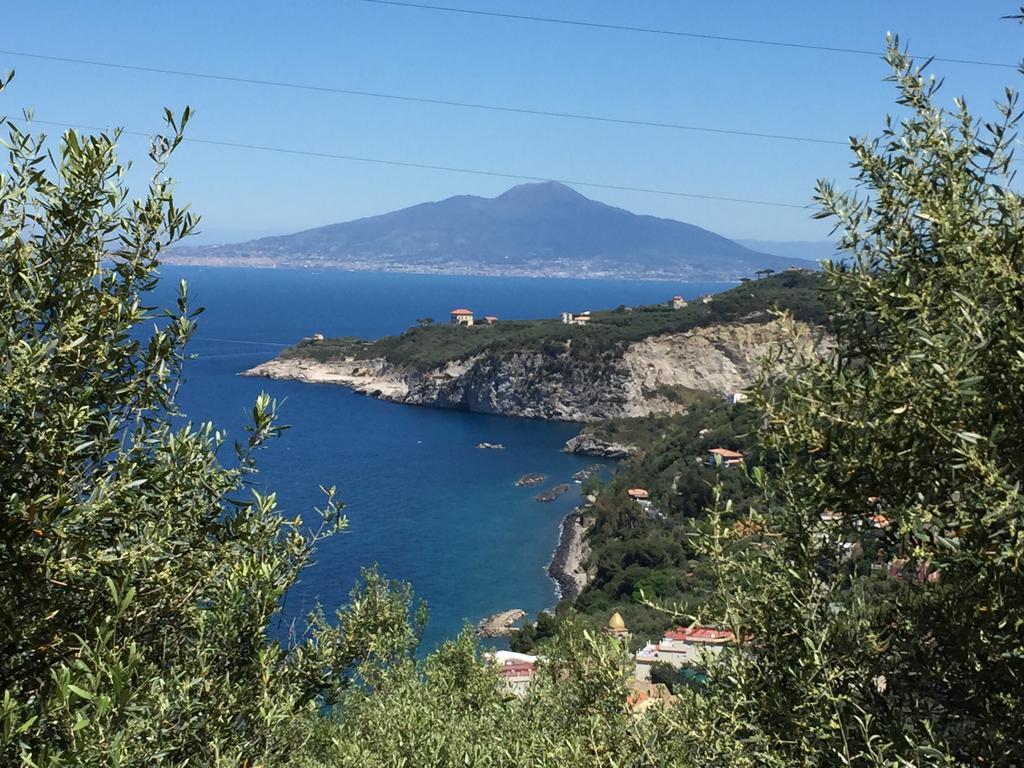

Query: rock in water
[[563, 432, 635, 458], [515, 473, 545, 487], [475, 609, 526, 638], [534, 484, 572, 502], [476, 441, 505, 450]]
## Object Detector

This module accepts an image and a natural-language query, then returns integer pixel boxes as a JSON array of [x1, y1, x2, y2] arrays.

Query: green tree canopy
[[686, 37, 1024, 765], [0, 80, 419, 767]]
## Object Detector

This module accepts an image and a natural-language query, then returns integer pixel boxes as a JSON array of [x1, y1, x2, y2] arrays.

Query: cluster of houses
[[485, 612, 737, 713]]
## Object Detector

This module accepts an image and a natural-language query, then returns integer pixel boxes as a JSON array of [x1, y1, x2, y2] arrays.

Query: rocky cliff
[[244, 318, 827, 422]]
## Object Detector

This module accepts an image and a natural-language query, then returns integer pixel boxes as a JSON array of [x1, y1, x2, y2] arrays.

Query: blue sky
[[3, 1, 1023, 243]]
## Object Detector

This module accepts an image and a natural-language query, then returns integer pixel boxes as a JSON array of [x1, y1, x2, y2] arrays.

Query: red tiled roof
[[498, 661, 535, 677], [450, 308, 474, 315], [708, 448, 744, 460], [664, 625, 734, 643], [627, 488, 650, 499]]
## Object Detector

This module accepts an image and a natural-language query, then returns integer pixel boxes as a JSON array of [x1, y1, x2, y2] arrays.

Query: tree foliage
[[692, 38, 1024, 765], [0, 82, 418, 766]]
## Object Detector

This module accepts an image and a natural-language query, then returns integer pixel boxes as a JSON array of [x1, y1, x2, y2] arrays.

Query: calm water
[[152, 267, 730, 649]]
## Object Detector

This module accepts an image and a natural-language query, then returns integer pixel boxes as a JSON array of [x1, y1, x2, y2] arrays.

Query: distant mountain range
[[168, 182, 816, 280]]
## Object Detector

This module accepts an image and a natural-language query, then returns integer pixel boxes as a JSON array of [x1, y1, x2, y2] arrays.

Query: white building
[[487, 650, 539, 696], [450, 308, 475, 326], [671, 295, 687, 309], [561, 310, 591, 326], [634, 626, 735, 681]]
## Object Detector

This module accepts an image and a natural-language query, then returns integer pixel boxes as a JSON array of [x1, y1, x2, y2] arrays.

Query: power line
[[0, 49, 845, 146], [20, 116, 811, 210], [358, 0, 1018, 70]]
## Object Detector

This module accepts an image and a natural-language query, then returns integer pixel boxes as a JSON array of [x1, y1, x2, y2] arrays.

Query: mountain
[[735, 239, 838, 264], [169, 182, 813, 280]]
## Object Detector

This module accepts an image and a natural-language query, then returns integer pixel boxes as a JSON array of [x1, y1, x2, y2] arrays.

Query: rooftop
[[708, 447, 745, 460], [663, 625, 735, 644], [450, 308, 474, 316]]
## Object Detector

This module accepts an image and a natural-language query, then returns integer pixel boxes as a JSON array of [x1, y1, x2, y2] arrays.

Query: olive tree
[[672, 37, 1024, 766], [0, 76, 418, 767]]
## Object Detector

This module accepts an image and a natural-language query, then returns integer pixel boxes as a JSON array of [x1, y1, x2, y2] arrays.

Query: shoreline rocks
[[548, 509, 592, 601], [572, 464, 607, 483], [244, 319, 827, 423], [475, 609, 526, 638], [563, 432, 636, 459], [534, 484, 572, 503]]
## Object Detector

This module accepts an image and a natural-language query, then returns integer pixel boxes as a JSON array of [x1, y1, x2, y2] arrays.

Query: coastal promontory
[[244, 272, 829, 422]]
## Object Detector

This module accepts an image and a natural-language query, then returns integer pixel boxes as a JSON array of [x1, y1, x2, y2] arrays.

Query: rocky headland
[[244, 317, 827, 422]]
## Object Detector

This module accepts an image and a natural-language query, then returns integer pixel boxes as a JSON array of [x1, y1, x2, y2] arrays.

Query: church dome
[[607, 611, 626, 631]]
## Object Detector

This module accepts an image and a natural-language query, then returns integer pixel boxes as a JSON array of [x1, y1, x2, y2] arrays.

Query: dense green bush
[[0, 86, 418, 767]]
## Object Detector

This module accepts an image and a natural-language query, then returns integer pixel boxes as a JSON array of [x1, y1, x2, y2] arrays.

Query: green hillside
[[281, 269, 825, 370]]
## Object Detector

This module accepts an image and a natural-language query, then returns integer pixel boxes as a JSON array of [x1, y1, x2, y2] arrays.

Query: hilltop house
[[482, 315, 498, 325], [670, 295, 687, 309], [627, 487, 658, 518], [706, 447, 745, 467], [634, 625, 735, 681], [700, 294, 713, 304], [561, 311, 591, 326], [450, 308, 474, 326]]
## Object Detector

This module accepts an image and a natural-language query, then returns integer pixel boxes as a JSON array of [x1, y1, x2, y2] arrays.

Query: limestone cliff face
[[244, 319, 827, 422]]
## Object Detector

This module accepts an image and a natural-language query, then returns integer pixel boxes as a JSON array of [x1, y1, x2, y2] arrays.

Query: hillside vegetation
[[516, 401, 761, 650], [281, 269, 825, 370]]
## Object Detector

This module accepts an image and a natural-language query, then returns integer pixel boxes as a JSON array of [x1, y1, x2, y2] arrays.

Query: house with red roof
[[634, 625, 736, 681], [450, 308, 474, 326], [486, 650, 538, 696], [706, 447, 745, 467]]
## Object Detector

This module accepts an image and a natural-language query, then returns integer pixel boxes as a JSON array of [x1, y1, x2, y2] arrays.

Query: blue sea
[[151, 267, 730, 650]]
